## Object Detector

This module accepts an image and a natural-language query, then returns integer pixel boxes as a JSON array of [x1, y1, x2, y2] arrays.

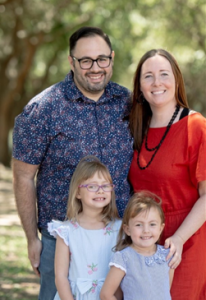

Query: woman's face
[[140, 54, 176, 109]]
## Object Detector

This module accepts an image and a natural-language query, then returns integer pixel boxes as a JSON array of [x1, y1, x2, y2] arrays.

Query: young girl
[[48, 156, 122, 300], [100, 191, 174, 300]]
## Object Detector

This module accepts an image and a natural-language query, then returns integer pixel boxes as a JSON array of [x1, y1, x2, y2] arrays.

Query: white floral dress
[[48, 219, 121, 300]]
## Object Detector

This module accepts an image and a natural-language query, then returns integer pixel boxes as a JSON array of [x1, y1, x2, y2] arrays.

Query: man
[[12, 26, 133, 299]]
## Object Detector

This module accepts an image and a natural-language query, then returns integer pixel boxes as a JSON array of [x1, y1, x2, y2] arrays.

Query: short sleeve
[[47, 220, 70, 246], [12, 100, 50, 165], [196, 139, 206, 183], [188, 114, 206, 185], [109, 251, 127, 273]]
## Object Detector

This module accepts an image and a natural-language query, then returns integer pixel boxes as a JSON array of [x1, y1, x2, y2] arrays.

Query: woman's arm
[[55, 235, 74, 300], [165, 180, 206, 269], [100, 266, 125, 300]]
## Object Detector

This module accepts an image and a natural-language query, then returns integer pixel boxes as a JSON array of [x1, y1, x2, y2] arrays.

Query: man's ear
[[111, 50, 115, 66], [123, 224, 130, 236], [68, 55, 74, 72]]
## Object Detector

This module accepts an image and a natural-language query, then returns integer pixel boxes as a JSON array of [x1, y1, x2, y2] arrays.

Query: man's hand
[[28, 237, 42, 276]]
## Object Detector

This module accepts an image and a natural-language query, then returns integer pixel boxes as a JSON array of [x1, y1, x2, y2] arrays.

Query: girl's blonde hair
[[115, 191, 165, 251], [66, 155, 119, 225]]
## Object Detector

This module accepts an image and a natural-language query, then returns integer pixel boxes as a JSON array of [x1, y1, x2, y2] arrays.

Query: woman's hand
[[164, 180, 206, 270], [164, 234, 184, 269]]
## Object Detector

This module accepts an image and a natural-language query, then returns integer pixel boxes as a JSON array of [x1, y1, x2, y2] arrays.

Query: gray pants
[[38, 229, 57, 300]]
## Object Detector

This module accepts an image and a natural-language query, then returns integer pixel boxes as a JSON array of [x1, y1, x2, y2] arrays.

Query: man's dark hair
[[69, 26, 112, 55]]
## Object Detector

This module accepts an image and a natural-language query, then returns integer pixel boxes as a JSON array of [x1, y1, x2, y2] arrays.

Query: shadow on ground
[[0, 164, 39, 300]]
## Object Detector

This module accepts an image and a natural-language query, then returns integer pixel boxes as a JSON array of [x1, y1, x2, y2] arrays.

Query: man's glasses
[[72, 55, 112, 70], [78, 183, 115, 192]]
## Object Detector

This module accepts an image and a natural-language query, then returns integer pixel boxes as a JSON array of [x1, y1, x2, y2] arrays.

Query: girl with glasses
[[100, 191, 174, 300], [48, 155, 121, 300]]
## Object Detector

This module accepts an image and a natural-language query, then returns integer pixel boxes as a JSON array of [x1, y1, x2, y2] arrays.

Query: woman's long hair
[[66, 155, 119, 225], [114, 191, 165, 251], [129, 49, 189, 151]]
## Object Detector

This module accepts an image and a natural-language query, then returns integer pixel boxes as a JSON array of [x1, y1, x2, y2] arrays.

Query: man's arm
[[12, 158, 42, 276]]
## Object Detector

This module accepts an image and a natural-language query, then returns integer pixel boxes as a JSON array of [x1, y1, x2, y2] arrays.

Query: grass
[[0, 164, 39, 299], [0, 226, 39, 300]]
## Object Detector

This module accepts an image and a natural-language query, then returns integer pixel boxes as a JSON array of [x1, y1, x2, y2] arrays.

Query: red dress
[[129, 112, 206, 300]]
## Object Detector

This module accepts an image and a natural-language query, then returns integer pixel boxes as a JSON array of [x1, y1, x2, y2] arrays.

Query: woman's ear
[[160, 223, 165, 234], [123, 224, 130, 236]]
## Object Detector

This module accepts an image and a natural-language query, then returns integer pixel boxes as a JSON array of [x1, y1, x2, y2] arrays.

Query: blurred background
[[0, 0, 206, 167], [0, 0, 205, 299]]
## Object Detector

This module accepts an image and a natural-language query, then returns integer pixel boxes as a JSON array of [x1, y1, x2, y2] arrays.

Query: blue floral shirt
[[13, 72, 133, 228]]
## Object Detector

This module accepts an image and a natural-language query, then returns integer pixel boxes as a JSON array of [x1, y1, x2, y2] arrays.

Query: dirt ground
[[0, 164, 21, 227], [0, 164, 39, 299]]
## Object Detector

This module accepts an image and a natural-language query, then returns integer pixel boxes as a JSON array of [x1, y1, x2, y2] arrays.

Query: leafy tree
[[127, 0, 206, 112], [0, 0, 138, 165], [0, 0, 205, 166]]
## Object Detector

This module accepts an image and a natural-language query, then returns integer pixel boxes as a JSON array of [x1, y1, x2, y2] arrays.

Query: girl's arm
[[100, 266, 125, 300], [169, 268, 174, 288], [114, 287, 123, 300], [55, 235, 74, 300], [165, 180, 206, 269]]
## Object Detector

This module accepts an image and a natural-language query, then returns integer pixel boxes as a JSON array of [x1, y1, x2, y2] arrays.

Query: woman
[[129, 49, 206, 300]]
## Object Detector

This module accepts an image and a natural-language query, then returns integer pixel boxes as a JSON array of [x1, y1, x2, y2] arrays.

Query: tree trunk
[[0, 111, 12, 167]]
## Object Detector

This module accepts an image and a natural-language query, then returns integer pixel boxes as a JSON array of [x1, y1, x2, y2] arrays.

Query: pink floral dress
[[48, 219, 121, 300]]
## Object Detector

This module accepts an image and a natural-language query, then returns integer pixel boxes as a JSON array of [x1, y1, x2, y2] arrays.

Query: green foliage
[[0, 0, 205, 165]]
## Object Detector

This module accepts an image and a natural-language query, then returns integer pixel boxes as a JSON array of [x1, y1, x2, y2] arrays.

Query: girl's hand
[[164, 234, 184, 269]]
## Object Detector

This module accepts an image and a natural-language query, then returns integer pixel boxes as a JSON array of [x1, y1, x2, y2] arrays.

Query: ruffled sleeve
[[47, 220, 71, 246], [109, 251, 127, 273]]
